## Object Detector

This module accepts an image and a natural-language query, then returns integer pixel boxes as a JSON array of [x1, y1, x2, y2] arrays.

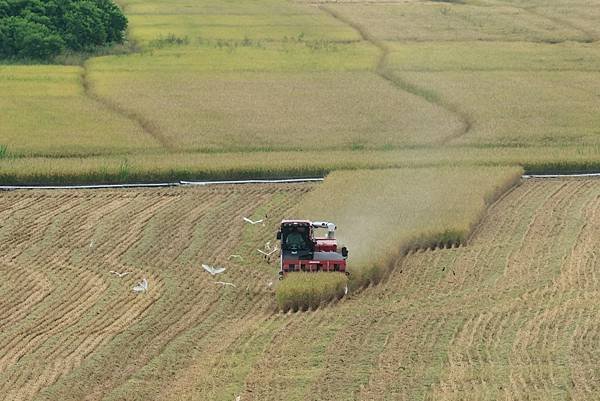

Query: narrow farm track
[[3, 179, 600, 400]]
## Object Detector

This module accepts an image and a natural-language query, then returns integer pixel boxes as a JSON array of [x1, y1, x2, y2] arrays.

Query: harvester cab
[[276, 220, 349, 279]]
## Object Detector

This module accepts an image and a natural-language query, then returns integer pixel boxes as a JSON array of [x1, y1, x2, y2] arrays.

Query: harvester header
[[276, 220, 348, 278]]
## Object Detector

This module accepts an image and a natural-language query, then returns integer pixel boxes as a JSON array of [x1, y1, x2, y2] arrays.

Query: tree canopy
[[0, 0, 127, 60]]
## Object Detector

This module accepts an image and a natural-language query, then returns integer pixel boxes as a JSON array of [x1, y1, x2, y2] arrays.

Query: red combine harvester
[[276, 220, 349, 279]]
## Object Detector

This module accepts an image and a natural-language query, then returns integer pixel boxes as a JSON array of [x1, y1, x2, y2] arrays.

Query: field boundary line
[[318, 5, 472, 145], [0, 178, 324, 191], [80, 64, 175, 151]]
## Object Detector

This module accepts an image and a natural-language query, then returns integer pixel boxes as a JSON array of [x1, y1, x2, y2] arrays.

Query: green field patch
[[2, 146, 600, 185], [128, 14, 361, 43], [0, 66, 163, 157], [89, 42, 377, 73], [122, 0, 319, 16]]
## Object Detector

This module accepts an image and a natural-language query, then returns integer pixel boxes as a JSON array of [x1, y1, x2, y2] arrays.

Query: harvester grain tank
[[276, 220, 349, 279]]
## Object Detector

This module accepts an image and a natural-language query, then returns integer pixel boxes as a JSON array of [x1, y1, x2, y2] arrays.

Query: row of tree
[[0, 0, 127, 59]]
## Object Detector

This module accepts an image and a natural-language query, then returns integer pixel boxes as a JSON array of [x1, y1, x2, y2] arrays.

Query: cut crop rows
[[4, 178, 600, 400]]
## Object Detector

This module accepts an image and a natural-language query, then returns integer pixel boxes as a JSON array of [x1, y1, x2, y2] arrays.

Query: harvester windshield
[[282, 226, 311, 252]]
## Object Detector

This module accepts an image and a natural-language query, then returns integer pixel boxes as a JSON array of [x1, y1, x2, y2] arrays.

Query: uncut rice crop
[[127, 14, 361, 43], [90, 42, 378, 74], [1, 146, 600, 185], [276, 272, 348, 311], [86, 69, 463, 152], [324, 2, 588, 42], [0, 66, 162, 157], [295, 166, 523, 288], [394, 70, 600, 147], [119, 0, 360, 45], [386, 41, 600, 72]]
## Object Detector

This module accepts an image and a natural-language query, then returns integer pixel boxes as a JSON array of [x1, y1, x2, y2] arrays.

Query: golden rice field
[[4, 0, 600, 399], [86, 70, 462, 151], [3, 178, 600, 400], [321, 2, 589, 42], [2, 0, 600, 173]]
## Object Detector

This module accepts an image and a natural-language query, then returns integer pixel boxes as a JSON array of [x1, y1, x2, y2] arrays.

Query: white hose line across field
[[0, 173, 597, 191], [0, 178, 325, 191], [180, 178, 324, 185], [522, 173, 600, 179]]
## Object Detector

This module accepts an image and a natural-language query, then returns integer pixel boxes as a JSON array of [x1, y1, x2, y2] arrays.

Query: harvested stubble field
[[4, 177, 600, 400], [0, 183, 312, 401]]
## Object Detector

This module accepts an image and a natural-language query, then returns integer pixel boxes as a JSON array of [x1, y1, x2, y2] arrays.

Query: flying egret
[[133, 278, 148, 293], [228, 254, 243, 261], [243, 217, 263, 225], [202, 264, 226, 276], [257, 248, 277, 257], [216, 281, 236, 288]]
